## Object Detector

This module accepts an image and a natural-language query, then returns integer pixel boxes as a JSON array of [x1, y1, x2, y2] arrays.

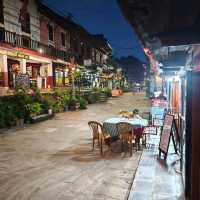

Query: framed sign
[[15, 73, 30, 88], [159, 114, 177, 159]]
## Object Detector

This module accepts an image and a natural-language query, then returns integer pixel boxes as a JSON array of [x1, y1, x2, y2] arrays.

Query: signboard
[[84, 59, 92, 66], [15, 73, 30, 88], [151, 99, 168, 108], [7, 51, 29, 60], [159, 114, 177, 159]]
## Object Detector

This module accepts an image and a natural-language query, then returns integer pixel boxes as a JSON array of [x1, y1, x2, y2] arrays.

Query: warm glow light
[[174, 76, 180, 82], [38, 48, 43, 54]]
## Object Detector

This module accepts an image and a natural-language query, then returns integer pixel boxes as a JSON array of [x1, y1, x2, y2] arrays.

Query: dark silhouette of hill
[[108, 56, 145, 83]]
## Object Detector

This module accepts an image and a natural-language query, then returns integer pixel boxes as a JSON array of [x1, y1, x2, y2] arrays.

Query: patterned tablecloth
[[103, 117, 148, 137]]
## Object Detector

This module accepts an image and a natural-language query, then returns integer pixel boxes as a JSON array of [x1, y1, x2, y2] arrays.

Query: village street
[[0, 93, 150, 200]]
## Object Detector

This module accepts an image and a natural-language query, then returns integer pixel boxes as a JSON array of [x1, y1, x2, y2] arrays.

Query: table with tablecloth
[[103, 117, 148, 137]]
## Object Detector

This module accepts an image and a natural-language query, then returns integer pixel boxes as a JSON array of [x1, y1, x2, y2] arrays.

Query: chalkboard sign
[[15, 73, 30, 88], [159, 114, 177, 159]]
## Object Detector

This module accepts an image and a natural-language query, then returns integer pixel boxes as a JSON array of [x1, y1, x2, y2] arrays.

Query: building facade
[[0, 0, 113, 95]]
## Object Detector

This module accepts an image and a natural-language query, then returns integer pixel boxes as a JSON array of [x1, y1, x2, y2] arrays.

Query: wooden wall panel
[[191, 72, 200, 200]]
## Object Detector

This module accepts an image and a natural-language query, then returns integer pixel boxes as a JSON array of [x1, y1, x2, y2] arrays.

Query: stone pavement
[[0, 92, 150, 200], [128, 134, 185, 200]]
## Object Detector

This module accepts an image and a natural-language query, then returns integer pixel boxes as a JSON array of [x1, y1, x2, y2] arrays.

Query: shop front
[[26, 62, 49, 89], [7, 58, 21, 88], [28, 55, 53, 90], [52, 62, 69, 87]]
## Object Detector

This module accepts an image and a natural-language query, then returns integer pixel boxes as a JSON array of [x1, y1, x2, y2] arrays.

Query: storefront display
[[171, 81, 180, 113], [7, 59, 20, 88], [26, 63, 41, 88], [53, 62, 69, 87]]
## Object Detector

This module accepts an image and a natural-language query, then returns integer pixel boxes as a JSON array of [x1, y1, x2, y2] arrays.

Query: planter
[[48, 109, 53, 115], [68, 102, 80, 111], [64, 105, 69, 112], [98, 92, 107, 103], [68, 105, 76, 111], [16, 118, 24, 127], [75, 102, 80, 110], [30, 113, 37, 118], [112, 89, 122, 97]]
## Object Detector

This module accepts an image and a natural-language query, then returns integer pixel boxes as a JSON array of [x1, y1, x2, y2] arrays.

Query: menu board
[[15, 73, 30, 88], [159, 114, 174, 156]]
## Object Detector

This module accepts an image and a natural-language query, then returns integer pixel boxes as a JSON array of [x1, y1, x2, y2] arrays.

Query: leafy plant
[[79, 97, 87, 109], [15, 88, 31, 119], [101, 87, 112, 97], [68, 97, 79, 106], [26, 103, 42, 115], [32, 89, 42, 103]]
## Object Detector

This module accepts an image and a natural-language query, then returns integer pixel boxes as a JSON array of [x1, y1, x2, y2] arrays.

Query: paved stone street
[[0, 93, 150, 200]]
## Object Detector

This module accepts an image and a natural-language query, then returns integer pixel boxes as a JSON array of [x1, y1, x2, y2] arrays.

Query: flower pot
[[75, 102, 80, 110], [68, 105, 76, 111], [16, 118, 24, 127], [30, 113, 37, 118], [48, 109, 52, 115], [64, 105, 69, 112]]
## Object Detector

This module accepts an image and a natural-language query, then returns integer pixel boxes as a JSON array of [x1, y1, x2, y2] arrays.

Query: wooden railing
[[0, 29, 69, 62]]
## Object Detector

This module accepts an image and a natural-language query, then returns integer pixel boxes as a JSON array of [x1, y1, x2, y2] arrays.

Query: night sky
[[42, 0, 146, 62]]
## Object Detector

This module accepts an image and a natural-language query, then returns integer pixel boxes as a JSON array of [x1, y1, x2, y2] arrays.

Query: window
[[19, 9, 30, 33], [48, 24, 54, 42], [0, 0, 3, 23], [61, 32, 66, 47]]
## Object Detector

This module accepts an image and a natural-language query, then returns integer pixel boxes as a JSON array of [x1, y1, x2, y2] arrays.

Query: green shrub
[[101, 87, 112, 97], [52, 88, 71, 112], [79, 97, 87, 109], [87, 93, 98, 104], [26, 103, 42, 115], [32, 89, 42, 103], [15, 88, 31, 120]]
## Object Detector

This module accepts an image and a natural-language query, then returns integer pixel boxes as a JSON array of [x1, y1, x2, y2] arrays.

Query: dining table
[[103, 117, 148, 137]]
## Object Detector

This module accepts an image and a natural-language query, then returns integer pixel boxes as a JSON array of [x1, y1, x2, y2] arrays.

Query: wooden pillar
[[186, 72, 200, 200], [0, 54, 8, 87]]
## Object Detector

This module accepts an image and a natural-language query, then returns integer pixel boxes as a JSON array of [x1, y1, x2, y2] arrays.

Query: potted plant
[[79, 97, 87, 109], [62, 94, 70, 112], [26, 103, 42, 118], [42, 94, 55, 115], [68, 97, 80, 111], [15, 107, 26, 127]]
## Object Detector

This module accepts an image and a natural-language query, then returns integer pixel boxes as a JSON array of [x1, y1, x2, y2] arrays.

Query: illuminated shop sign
[[7, 51, 30, 59]]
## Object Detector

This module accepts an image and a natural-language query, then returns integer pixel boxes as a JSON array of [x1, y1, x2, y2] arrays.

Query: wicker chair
[[88, 121, 101, 150], [88, 121, 113, 155], [116, 122, 135, 156]]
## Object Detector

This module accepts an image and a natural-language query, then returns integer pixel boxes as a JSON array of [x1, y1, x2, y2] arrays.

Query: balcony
[[0, 29, 69, 62]]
